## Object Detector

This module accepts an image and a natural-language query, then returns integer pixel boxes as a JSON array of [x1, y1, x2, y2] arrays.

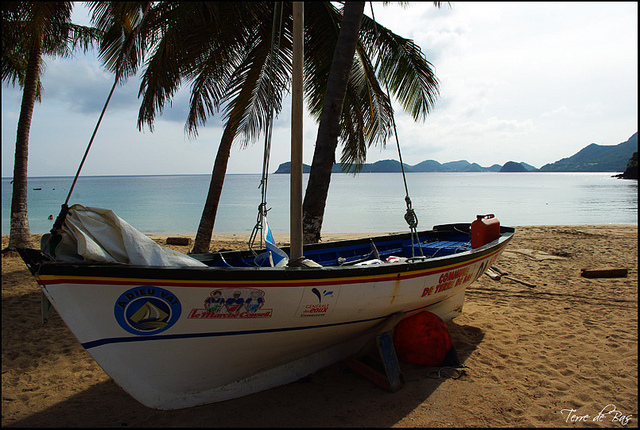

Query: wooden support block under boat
[[344, 332, 403, 392]]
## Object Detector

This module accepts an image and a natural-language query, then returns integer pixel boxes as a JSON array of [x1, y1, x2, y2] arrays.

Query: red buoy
[[393, 311, 457, 367]]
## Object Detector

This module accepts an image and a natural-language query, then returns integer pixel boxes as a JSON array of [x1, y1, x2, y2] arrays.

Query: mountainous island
[[274, 132, 637, 176]]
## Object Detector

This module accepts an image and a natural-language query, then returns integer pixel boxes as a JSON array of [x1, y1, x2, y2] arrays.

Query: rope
[[51, 77, 118, 234], [249, 2, 284, 255], [51, 4, 152, 234], [427, 366, 468, 379], [369, 3, 423, 258]]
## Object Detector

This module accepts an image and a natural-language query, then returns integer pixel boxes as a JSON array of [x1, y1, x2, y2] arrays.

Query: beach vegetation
[[1, 2, 101, 250]]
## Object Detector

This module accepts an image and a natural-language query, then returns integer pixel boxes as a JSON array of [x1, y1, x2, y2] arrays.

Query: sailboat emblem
[[114, 287, 182, 335], [129, 301, 170, 330]]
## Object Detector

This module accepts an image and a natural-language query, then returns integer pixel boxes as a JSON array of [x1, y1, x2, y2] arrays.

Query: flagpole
[[290, 1, 304, 261]]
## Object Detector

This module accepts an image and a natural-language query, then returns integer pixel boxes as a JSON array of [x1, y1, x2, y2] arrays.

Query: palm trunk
[[302, 1, 365, 244], [191, 124, 235, 253], [8, 41, 41, 249]]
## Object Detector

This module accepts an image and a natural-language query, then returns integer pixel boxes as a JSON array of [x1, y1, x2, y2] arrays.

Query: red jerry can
[[471, 214, 500, 248]]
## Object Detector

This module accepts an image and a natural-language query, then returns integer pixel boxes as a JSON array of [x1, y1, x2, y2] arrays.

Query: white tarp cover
[[44, 204, 207, 267]]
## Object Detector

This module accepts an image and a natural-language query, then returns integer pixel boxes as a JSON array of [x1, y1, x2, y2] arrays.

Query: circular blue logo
[[114, 287, 181, 335]]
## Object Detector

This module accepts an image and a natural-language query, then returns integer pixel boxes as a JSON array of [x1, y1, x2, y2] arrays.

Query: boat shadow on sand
[[3, 287, 484, 428]]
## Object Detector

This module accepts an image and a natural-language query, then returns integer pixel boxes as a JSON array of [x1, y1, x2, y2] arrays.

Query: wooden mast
[[290, 1, 304, 261]]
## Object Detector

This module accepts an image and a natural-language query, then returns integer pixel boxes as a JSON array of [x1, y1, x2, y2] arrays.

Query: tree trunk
[[8, 40, 41, 250], [191, 124, 235, 253], [302, 1, 365, 244]]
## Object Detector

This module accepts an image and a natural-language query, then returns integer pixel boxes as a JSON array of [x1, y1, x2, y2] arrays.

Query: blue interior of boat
[[202, 233, 472, 268]]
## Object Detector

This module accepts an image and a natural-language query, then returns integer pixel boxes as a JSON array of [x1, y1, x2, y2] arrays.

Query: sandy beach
[[2, 225, 637, 427]]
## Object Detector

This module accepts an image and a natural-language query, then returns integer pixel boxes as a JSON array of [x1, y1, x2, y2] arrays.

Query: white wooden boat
[[18, 216, 513, 409], [16, 3, 515, 410]]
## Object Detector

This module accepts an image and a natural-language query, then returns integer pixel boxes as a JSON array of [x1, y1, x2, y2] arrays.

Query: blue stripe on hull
[[82, 300, 445, 350]]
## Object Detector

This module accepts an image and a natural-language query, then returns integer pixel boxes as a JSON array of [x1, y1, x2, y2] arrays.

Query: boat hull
[[19, 225, 514, 409]]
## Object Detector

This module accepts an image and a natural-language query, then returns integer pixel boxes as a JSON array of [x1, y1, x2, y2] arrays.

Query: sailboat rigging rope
[[249, 2, 284, 255], [52, 4, 152, 234], [51, 78, 119, 233], [369, 3, 423, 258]]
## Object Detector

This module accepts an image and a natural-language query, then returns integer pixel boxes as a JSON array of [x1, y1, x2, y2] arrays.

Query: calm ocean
[[2, 172, 637, 236]]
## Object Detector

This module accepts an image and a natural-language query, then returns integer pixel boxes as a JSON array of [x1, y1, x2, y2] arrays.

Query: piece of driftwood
[[485, 268, 502, 280], [580, 267, 628, 278], [166, 237, 191, 246]]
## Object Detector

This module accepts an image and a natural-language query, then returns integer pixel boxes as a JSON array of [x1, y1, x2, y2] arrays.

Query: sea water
[[2, 172, 637, 236]]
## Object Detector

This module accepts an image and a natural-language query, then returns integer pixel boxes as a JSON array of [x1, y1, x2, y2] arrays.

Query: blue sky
[[2, 2, 637, 177]]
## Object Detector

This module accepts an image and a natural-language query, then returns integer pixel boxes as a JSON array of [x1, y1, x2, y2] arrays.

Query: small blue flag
[[263, 218, 289, 267]]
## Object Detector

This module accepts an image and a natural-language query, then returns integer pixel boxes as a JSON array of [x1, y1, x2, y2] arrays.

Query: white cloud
[[541, 106, 570, 118]]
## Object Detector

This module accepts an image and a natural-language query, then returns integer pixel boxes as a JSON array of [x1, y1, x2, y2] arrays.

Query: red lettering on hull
[[187, 308, 272, 319]]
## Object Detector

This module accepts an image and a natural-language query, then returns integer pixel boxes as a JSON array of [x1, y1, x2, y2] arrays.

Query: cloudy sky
[[2, 2, 637, 177]]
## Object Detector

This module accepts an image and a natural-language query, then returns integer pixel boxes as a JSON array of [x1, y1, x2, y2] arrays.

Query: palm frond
[[2, 1, 99, 99], [359, 14, 439, 121], [338, 45, 394, 171], [220, 4, 293, 147], [183, 3, 269, 137], [302, 2, 342, 121], [136, 17, 183, 131], [89, 1, 157, 83]]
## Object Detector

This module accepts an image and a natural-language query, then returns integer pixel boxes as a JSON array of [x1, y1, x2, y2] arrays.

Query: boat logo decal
[[188, 288, 272, 319], [311, 287, 333, 303], [296, 287, 339, 318], [114, 287, 182, 335]]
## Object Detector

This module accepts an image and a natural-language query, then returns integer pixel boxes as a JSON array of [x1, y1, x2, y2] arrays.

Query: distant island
[[539, 132, 637, 172], [274, 132, 638, 174], [500, 161, 529, 172]]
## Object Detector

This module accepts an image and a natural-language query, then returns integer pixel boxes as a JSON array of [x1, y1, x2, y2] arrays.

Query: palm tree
[[93, 2, 438, 252], [303, 2, 441, 243], [1, 2, 100, 250], [132, 2, 286, 253], [181, 2, 292, 254], [302, 2, 366, 244], [131, 2, 394, 253]]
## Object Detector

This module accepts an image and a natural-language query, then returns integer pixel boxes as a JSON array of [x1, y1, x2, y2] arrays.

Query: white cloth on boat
[[44, 204, 207, 267]]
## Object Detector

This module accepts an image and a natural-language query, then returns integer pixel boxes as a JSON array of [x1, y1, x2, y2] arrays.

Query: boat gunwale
[[20, 225, 515, 285]]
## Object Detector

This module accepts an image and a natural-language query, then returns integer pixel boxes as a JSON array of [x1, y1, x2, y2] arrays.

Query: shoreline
[[2, 225, 637, 427], [7, 222, 638, 240], [6, 223, 637, 249]]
